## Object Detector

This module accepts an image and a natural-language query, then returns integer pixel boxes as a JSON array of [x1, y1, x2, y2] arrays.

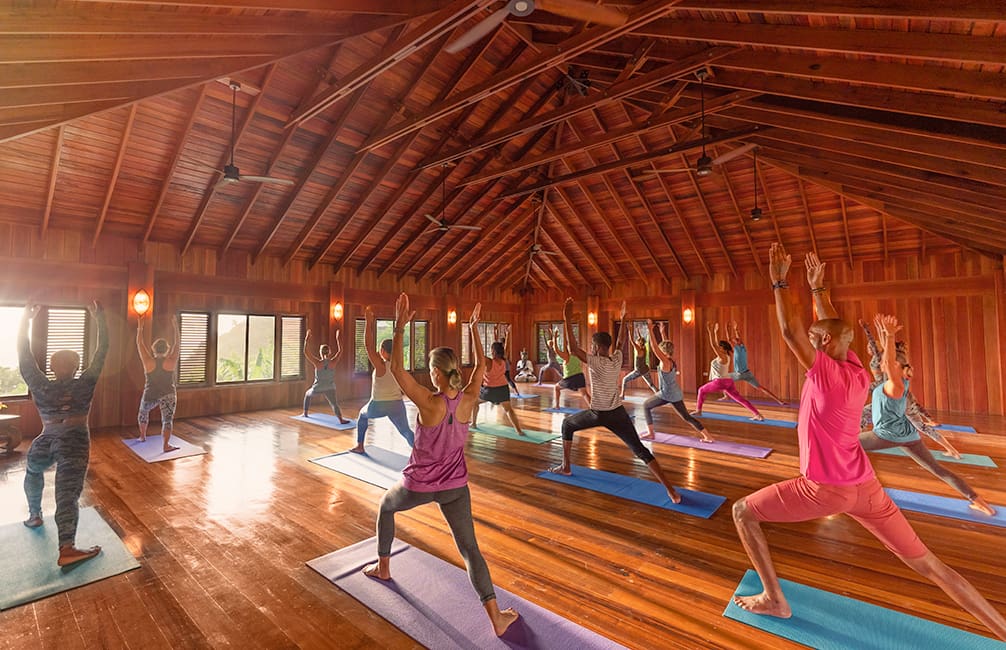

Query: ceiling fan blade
[[424, 213, 441, 225], [640, 168, 692, 175], [711, 142, 758, 166], [241, 175, 294, 186], [449, 225, 482, 231], [537, 0, 627, 26], [214, 177, 237, 192], [184, 159, 224, 175], [445, 6, 510, 53], [539, 250, 560, 256]]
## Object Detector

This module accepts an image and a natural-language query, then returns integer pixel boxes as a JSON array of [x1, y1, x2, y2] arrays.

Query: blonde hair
[[658, 340, 674, 356], [429, 346, 463, 390]]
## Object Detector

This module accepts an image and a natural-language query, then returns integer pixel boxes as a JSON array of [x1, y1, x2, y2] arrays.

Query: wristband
[[810, 287, 827, 294], [771, 280, 789, 290]]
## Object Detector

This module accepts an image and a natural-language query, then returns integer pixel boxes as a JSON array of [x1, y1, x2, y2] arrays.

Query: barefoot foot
[[338, 418, 350, 424], [491, 607, 519, 636], [969, 497, 996, 517], [690, 411, 702, 417], [58, 545, 101, 567], [348, 443, 366, 454], [733, 592, 791, 618], [750, 415, 765, 421], [23, 513, 43, 528], [639, 432, 655, 441], [547, 464, 571, 476], [699, 432, 714, 443], [362, 561, 391, 581], [163, 444, 179, 453], [667, 488, 682, 504]]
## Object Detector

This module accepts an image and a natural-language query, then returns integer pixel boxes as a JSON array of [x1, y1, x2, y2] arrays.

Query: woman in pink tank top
[[362, 294, 519, 637]]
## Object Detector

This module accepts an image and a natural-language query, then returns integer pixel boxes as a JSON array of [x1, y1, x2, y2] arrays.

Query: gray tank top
[[143, 358, 176, 401], [658, 362, 683, 402], [312, 359, 336, 390]]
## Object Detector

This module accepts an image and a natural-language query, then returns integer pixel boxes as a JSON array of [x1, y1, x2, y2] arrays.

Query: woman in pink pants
[[691, 322, 764, 421]]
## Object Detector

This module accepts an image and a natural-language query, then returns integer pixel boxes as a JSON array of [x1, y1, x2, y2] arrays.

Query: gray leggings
[[622, 368, 657, 392], [24, 425, 90, 546], [643, 396, 706, 433], [377, 483, 496, 604], [304, 387, 343, 418], [138, 392, 177, 429], [859, 430, 977, 500]]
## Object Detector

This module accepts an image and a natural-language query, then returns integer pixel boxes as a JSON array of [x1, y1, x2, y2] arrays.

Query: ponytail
[[446, 367, 462, 390]]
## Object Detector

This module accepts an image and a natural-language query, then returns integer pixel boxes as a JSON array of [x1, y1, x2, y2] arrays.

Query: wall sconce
[[332, 302, 343, 321], [682, 307, 694, 324], [447, 309, 457, 325], [132, 289, 151, 316], [587, 311, 597, 326]]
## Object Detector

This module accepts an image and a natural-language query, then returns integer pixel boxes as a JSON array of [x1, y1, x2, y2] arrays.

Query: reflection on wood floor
[[1, 386, 1004, 649]]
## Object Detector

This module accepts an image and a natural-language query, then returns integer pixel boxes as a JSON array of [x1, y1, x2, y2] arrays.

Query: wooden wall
[[2, 221, 1003, 438]]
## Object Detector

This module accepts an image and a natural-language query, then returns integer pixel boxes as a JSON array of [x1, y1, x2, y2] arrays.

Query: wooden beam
[[839, 196, 853, 268], [796, 178, 818, 257], [434, 194, 537, 284], [679, 153, 737, 276], [538, 222, 592, 288], [40, 125, 65, 239], [671, 0, 1006, 21], [287, 0, 493, 125], [0, 57, 268, 90], [710, 144, 762, 277], [358, 0, 682, 153], [182, 63, 278, 256], [92, 104, 137, 247], [142, 84, 209, 245], [540, 201, 613, 291], [550, 186, 626, 284], [72, 0, 447, 13], [648, 165, 711, 277], [456, 207, 538, 287]]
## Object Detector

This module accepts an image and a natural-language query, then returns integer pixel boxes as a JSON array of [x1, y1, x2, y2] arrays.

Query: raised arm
[[81, 301, 109, 380], [877, 314, 905, 400], [389, 293, 429, 407], [18, 304, 46, 389], [363, 306, 386, 374], [770, 243, 815, 370], [806, 252, 838, 320], [612, 300, 628, 352], [135, 314, 154, 365], [859, 318, 881, 360], [647, 320, 670, 366], [554, 329, 571, 363], [464, 304, 486, 399], [562, 298, 587, 362], [166, 314, 181, 364], [303, 329, 321, 365], [502, 324, 511, 356], [706, 323, 728, 362], [330, 329, 344, 361]]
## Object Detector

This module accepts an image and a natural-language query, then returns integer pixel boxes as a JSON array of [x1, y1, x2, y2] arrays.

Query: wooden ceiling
[[2, 1, 1004, 293]]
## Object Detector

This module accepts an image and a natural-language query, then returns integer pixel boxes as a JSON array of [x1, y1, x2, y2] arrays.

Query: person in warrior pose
[[640, 321, 712, 443], [363, 295, 519, 637], [726, 320, 786, 405], [857, 312, 994, 516], [553, 326, 591, 409], [350, 306, 414, 453], [692, 323, 765, 421], [514, 349, 535, 382], [535, 327, 563, 385], [472, 328, 525, 436], [548, 299, 681, 505], [620, 330, 658, 399], [20, 301, 109, 566], [493, 325, 520, 395], [730, 243, 1006, 642], [135, 314, 180, 453], [302, 329, 348, 423]]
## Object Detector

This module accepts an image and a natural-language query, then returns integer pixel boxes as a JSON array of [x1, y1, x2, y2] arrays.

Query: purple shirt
[[402, 392, 469, 492]]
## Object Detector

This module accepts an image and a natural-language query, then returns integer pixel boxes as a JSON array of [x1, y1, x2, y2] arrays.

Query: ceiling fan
[[446, 0, 626, 53], [420, 166, 482, 236], [750, 147, 762, 221], [198, 81, 293, 191]]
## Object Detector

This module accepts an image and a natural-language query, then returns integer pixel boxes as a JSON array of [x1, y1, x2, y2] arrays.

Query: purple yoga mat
[[308, 537, 628, 650], [649, 431, 772, 459]]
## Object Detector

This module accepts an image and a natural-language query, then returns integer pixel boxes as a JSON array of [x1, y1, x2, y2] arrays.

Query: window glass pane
[[46, 308, 86, 379], [216, 314, 247, 383], [413, 321, 428, 370], [280, 317, 303, 379], [247, 315, 275, 381], [354, 318, 368, 373], [460, 323, 471, 365], [178, 312, 208, 384], [0, 306, 28, 397]]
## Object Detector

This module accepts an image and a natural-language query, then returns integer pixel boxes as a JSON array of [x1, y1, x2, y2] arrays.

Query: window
[[0, 306, 28, 398], [216, 314, 275, 383], [614, 319, 668, 367], [353, 318, 429, 373], [535, 321, 580, 363], [280, 316, 304, 380], [461, 323, 471, 365], [178, 312, 209, 385], [45, 308, 87, 379], [461, 322, 509, 365]]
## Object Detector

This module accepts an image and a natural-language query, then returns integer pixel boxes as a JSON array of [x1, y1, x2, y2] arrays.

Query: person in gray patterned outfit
[[136, 314, 180, 453], [19, 301, 109, 567]]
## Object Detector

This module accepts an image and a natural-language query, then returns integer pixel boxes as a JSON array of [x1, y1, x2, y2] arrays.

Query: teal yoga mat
[[870, 446, 997, 468], [292, 414, 357, 430], [309, 447, 408, 490], [886, 488, 1006, 528], [472, 423, 559, 444], [696, 411, 797, 428], [536, 464, 726, 518], [0, 507, 140, 610], [724, 569, 1003, 649]]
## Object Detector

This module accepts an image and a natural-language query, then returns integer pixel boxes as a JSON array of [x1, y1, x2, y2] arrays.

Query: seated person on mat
[[363, 295, 519, 637], [514, 349, 535, 382], [731, 243, 1006, 642]]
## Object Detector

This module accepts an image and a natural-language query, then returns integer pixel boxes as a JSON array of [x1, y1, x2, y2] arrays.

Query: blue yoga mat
[[935, 423, 978, 434], [724, 569, 1003, 649], [542, 407, 582, 415], [308, 537, 628, 650], [536, 465, 726, 518], [695, 411, 796, 428], [292, 414, 357, 430], [309, 447, 409, 490], [886, 488, 1006, 528], [871, 446, 997, 468], [472, 423, 559, 444], [0, 507, 140, 610], [510, 393, 541, 400]]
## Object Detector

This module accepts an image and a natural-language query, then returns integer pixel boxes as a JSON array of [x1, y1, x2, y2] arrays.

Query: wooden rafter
[[796, 178, 818, 257], [456, 208, 538, 287], [753, 158, 786, 249], [550, 186, 624, 284], [40, 126, 65, 239], [434, 194, 537, 284], [839, 196, 853, 268], [93, 104, 137, 247], [648, 170, 710, 277], [72, 0, 447, 13], [709, 145, 762, 276], [538, 223, 591, 288], [670, 0, 1006, 21], [676, 148, 737, 276]]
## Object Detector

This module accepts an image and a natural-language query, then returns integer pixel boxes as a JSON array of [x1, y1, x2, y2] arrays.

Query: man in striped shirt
[[548, 298, 680, 504]]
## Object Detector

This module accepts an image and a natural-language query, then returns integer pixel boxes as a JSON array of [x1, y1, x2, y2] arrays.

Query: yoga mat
[[649, 431, 772, 459], [309, 447, 409, 490], [292, 414, 357, 431], [0, 507, 140, 610], [886, 488, 1006, 529], [542, 407, 582, 415], [510, 393, 540, 400], [695, 411, 797, 429], [934, 424, 978, 434], [472, 423, 559, 444], [871, 446, 997, 468], [307, 537, 627, 650], [122, 435, 206, 463], [536, 465, 725, 518], [724, 569, 1003, 649]]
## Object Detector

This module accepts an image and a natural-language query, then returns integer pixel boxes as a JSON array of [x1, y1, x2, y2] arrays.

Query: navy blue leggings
[[356, 399, 414, 446]]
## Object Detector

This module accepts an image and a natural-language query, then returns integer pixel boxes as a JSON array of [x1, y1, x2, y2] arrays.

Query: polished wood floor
[[1, 386, 1004, 649]]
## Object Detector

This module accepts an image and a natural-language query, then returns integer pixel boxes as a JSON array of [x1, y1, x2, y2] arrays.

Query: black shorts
[[558, 373, 586, 390], [479, 385, 510, 404]]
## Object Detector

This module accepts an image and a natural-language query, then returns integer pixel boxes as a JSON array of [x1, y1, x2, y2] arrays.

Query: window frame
[[353, 317, 429, 374], [535, 321, 580, 364], [0, 304, 29, 399]]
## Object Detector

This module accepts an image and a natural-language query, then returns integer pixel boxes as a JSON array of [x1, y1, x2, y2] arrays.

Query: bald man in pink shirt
[[730, 244, 1006, 642]]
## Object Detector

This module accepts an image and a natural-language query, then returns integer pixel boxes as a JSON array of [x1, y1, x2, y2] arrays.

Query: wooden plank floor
[[1, 385, 1004, 649]]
